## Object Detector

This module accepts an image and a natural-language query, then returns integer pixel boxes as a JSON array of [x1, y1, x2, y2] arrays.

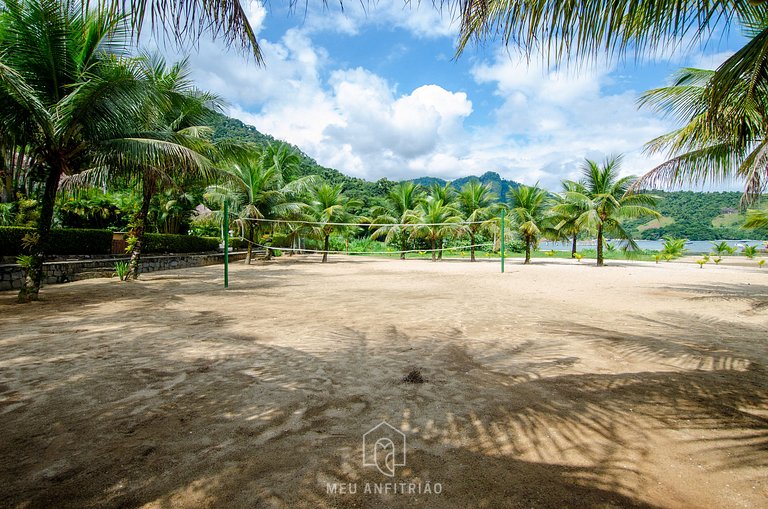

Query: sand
[[0, 255, 766, 508]]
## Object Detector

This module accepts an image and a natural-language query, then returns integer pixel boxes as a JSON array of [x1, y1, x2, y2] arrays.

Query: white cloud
[[171, 15, 692, 190]]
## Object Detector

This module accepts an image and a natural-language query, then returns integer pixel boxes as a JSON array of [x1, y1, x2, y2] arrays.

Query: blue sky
[[161, 2, 746, 190]]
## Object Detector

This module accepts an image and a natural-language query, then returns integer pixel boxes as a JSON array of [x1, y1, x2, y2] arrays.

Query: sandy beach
[[0, 256, 766, 508]]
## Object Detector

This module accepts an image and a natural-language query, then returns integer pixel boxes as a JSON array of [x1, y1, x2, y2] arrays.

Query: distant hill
[[411, 172, 521, 200], [624, 191, 768, 241]]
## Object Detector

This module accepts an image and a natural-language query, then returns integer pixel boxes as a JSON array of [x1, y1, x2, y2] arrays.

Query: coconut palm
[[98, 55, 222, 279], [634, 67, 768, 204], [369, 181, 424, 259], [456, 180, 498, 261], [553, 155, 660, 266], [0, 0, 177, 300], [429, 182, 459, 259], [206, 144, 315, 264], [408, 197, 463, 262], [507, 184, 550, 264], [102, 0, 260, 61], [550, 180, 585, 258], [306, 183, 361, 263]]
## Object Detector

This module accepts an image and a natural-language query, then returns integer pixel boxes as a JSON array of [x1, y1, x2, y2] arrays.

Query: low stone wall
[[0, 251, 249, 291]]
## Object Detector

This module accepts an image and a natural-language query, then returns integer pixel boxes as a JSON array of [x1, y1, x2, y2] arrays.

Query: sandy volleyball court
[[0, 256, 766, 508]]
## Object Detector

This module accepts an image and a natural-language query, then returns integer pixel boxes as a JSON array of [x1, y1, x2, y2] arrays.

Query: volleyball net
[[232, 217, 498, 256], [220, 204, 508, 288]]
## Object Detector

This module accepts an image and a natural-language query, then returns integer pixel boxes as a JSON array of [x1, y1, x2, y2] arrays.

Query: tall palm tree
[[408, 197, 463, 262], [550, 180, 586, 258], [429, 182, 458, 259], [634, 67, 768, 205], [457, 180, 498, 261], [369, 181, 424, 259], [0, 0, 168, 300], [306, 183, 361, 263], [206, 145, 315, 264], [508, 184, 550, 264], [554, 156, 660, 266], [108, 56, 220, 279]]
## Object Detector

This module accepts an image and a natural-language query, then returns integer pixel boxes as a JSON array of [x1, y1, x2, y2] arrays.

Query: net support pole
[[224, 201, 229, 289], [500, 209, 505, 273]]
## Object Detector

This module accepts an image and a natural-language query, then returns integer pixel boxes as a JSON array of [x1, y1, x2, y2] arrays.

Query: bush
[[0, 226, 112, 255], [142, 233, 220, 253]]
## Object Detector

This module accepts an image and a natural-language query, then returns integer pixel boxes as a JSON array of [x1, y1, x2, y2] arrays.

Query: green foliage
[[57, 192, 136, 230], [759, 259, 766, 268], [114, 261, 130, 281], [0, 227, 112, 255], [711, 241, 736, 256], [696, 258, 707, 268], [743, 245, 758, 258], [15, 254, 34, 270], [142, 234, 220, 254], [189, 214, 220, 237], [627, 191, 767, 240], [660, 237, 687, 258]]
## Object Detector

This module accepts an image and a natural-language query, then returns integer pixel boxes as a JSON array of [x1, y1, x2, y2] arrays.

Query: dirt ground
[[1, 256, 767, 508]]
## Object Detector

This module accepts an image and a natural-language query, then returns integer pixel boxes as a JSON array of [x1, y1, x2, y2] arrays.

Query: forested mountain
[[211, 111, 765, 239], [624, 191, 768, 240]]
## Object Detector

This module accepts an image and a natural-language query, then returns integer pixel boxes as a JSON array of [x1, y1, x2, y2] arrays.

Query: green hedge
[[143, 233, 220, 253], [0, 227, 112, 256]]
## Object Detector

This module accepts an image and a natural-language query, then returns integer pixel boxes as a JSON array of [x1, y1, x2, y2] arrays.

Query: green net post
[[500, 209, 505, 273], [224, 201, 229, 288]]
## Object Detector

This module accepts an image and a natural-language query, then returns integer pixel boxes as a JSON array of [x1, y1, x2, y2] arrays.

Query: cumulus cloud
[[465, 49, 675, 187], [169, 6, 740, 189]]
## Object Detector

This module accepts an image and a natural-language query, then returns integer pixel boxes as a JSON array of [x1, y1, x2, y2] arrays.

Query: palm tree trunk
[[470, 231, 476, 262], [571, 233, 577, 258], [431, 238, 436, 262], [245, 222, 254, 264], [127, 180, 155, 280], [524, 237, 531, 264], [18, 163, 62, 302], [322, 234, 329, 263], [596, 225, 604, 266]]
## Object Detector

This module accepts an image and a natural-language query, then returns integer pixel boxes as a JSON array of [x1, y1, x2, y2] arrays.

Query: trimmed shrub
[[143, 233, 220, 254], [0, 227, 112, 255]]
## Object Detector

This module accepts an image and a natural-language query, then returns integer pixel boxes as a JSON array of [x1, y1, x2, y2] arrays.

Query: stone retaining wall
[[0, 251, 250, 291]]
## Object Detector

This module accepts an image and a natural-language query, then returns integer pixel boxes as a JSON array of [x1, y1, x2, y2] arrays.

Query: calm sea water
[[538, 239, 767, 254]]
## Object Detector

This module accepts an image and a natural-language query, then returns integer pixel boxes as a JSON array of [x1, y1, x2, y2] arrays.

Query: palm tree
[[0, 0, 170, 300], [554, 155, 660, 266], [550, 180, 587, 258], [408, 197, 463, 262], [306, 183, 361, 263], [102, 0, 261, 61], [106, 56, 221, 279], [369, 181, 424, 259], [457, 180, 498, 261], [508, 184, 550, 264], [429, 182, 458, 259], [206, 144, 315, 264], [634, 67, 768, 204]]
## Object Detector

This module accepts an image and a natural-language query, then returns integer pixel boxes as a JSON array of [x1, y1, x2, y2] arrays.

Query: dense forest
[[624, 191, 768, 241]]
